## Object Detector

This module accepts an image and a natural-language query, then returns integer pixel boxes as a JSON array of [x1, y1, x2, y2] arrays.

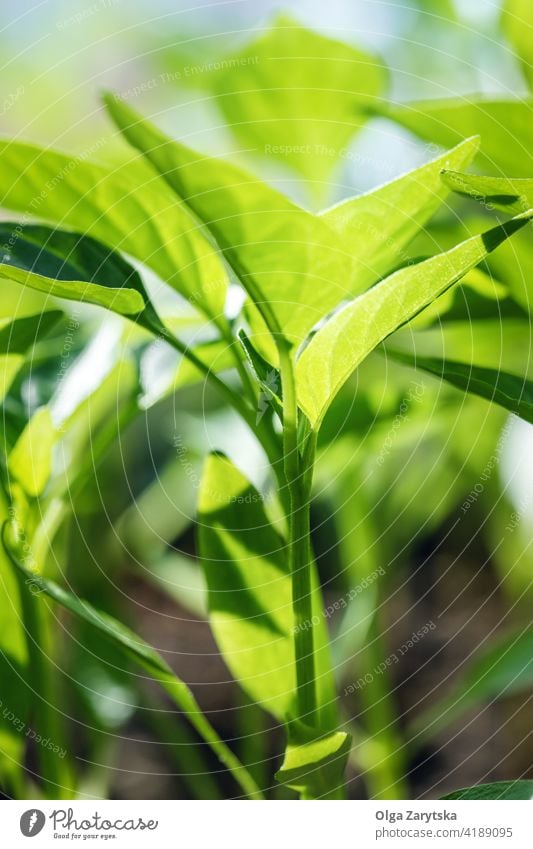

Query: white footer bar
[[1, 799, 532, 847]]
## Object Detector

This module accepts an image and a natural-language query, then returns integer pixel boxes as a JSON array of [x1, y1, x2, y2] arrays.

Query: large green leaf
[[104, 97, 478, 350], [197, 453, 337, 729], [409, 628, 533, 745], [0, 141, 227, 318], [442, 780, 533, 800], [0, 223, 154, 321], [376, 98, 533, 176], [104, 94, 354, 347], [502, 0, 533, 89], [441, 170, 533, 215], [2, 532, 262, 799], [296, 212, 533, 427], [201, 14, 387, 192], [386, 349, 533, 424]]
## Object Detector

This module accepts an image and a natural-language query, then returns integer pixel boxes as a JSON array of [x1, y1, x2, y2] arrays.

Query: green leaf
[[2, 529, 262, 800], [103, 93, 353, 347], [442, 780, 533, 800], [375, 98, 533, 176], [0, 310, 63, 355], [104, 97, 481, 352], [0, 310, 63, 401], [409, 629, 533, 745], [321, 136, 479, 293], [386, 349, 533, 424], [502, 0, 533, 89], [0, 223, 152, 320], [442, 169, 533, 215], [8, 407, 56, 497], [0, 141, 228, 318], [275, 720, 351, 799], [197, 452, 338, 729], [296, 212, 533, 427], [203, 13, 387, 192]]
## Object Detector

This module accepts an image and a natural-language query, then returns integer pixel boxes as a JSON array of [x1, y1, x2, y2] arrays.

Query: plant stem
[[14, 568, 73, 798], [278, 342, 317, 724]]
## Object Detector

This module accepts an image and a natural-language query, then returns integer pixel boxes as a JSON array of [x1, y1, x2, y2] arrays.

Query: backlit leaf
[[321, 136, 479, 293], [0, 223, 150, 319], [104, 94, 352, 346], [198, 452, 338, 729], [0, 141, 228, 318], [275, 720, 351, 799], [104, 97, 481, 352], [296, 212, 533, 427]]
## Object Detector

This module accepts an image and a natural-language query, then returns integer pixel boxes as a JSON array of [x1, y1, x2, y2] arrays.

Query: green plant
[[1, 11, 533, 802]]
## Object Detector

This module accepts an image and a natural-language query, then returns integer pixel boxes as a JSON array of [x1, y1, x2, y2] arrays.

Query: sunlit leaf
[[104, 94, 353, 346], [296, 212, 533, 427], [0, 141, 228, 318], [321, 136, 479, 293], [198, 452, 338, 729], [0, 223, 152, 320], [0, 490, 29, 796], [105, 97, 482, 354]]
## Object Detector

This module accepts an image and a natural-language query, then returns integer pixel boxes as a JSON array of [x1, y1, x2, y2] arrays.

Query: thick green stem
[[279, 342, 317, 725], [14, 565, 73, 798]]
